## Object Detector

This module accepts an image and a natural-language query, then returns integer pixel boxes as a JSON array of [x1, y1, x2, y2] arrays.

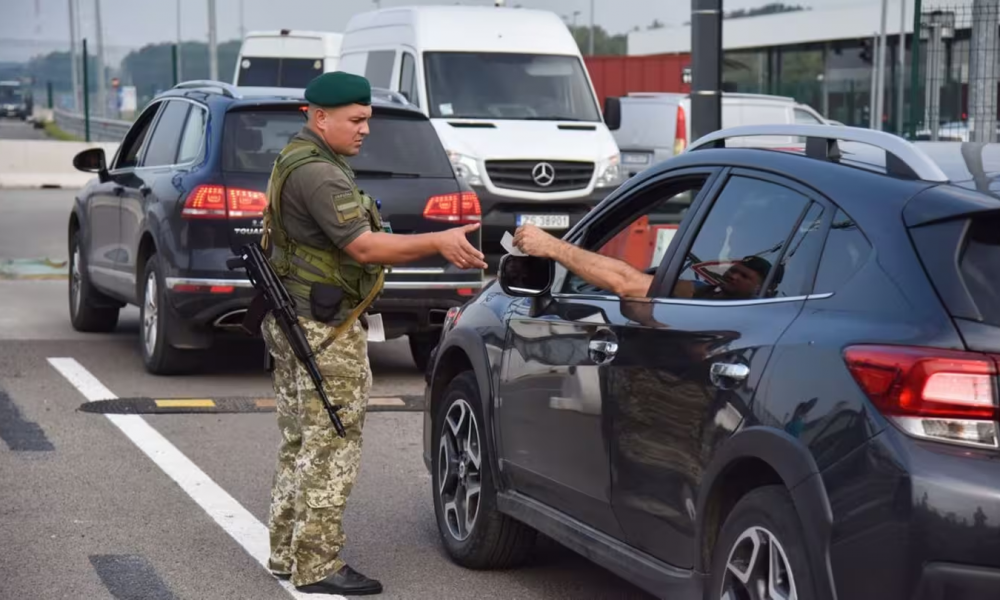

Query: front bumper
[[472, 185, 613, 272]]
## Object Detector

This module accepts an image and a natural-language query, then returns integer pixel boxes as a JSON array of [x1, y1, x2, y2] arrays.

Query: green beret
[[304, 72, 371, 108]]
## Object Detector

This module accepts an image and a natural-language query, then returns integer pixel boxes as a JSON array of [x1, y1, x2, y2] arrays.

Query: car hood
[[430, 119, 620, 162]]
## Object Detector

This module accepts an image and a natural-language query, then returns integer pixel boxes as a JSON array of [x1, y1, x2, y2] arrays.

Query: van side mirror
[[497, 255, 553, 297], [73, 147, 109, 182], [603, 97, 622, 131]]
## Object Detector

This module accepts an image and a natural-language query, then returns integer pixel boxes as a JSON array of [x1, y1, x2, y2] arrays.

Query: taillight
[[844, 345, 999, 448], [423, 191, 481, 223], [674, 104, 687, 155], [227, 188, 268, 218], [181, 184, 227, 218], [181, 185, 267, 219]]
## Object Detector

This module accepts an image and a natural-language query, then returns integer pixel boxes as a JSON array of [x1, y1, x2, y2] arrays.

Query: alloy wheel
[[70, 246, 82, 318], [720, 526, 798, 600], [143, 273, 158, 357], [437, 398, 482, 541]]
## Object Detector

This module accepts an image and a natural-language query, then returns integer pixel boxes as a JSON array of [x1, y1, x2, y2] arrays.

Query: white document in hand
[[501, 231, 526, 256], [366, 313, 386, 342]]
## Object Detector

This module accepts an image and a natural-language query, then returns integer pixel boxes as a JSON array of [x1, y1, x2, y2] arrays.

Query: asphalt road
[[0, 188, 654, 599], [0, 117, 48, 140]]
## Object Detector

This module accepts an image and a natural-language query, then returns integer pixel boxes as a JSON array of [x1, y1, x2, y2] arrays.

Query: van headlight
[[594, 154, 624, 188], [447, 151, 483, 186]]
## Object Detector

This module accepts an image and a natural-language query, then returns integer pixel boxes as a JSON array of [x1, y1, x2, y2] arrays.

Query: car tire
[[68, 229, 120, 332], [432, 371, 536, 569], [708, 485, 817, 600], [409, 331, 439, 373], [140, 253, 188, 375]]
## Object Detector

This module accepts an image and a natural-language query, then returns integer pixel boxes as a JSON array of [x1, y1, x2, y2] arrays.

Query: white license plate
[[517, 214, 570, 229], [622, 152, 651, 165]]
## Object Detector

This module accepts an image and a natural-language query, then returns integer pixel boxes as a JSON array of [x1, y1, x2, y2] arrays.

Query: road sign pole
[[909, 0, 923, 138], [82, 38, 90, 142], [172, 44, 179, 86], [691, 0, 723, 141]]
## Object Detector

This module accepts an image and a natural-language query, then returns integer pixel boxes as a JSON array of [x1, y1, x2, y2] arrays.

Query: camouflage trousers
[[260, 312, 372, 587]]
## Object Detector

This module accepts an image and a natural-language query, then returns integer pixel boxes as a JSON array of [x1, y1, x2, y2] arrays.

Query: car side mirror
[[498, 255, 553, 297], [73, 147, 109, 182], [603, 96, 621, 131]]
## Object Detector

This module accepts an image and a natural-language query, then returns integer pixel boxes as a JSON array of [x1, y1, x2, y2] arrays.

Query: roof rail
[[686, 124, 950, 182], [172, 80, 240, 98], [370, 87, 412, 107]]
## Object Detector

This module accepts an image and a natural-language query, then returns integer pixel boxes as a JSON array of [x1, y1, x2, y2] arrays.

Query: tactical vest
[[261, 137, 385, 332]]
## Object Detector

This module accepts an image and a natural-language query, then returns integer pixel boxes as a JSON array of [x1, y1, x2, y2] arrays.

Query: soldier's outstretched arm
[[344, 225, 487, 270]]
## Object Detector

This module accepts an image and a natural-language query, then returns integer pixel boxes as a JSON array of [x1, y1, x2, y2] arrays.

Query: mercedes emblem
[[531, 162, 556, 187]]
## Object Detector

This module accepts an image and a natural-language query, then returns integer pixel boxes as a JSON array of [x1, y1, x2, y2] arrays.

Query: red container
[[584, 53, 692, 109]]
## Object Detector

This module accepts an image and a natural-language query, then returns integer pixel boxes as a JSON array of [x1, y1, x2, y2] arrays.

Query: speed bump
[[78, 395, 423, 415]]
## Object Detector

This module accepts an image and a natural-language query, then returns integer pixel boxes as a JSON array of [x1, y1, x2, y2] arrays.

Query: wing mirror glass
[[497, 255, 553, 297], [73, 147, 109, 182]]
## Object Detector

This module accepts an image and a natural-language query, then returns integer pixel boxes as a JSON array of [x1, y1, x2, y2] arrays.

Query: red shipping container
[[584, 53, 692, 110]]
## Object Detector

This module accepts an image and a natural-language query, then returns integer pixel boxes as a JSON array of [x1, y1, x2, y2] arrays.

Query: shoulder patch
[[332, 190, 363, 223]]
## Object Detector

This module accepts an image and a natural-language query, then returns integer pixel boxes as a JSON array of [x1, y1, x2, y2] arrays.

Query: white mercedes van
[[233, 30, 343, 88], [338, 6, 624, 269]]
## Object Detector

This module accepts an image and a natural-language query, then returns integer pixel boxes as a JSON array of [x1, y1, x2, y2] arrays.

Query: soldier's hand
[[435, 223, 488, 270]]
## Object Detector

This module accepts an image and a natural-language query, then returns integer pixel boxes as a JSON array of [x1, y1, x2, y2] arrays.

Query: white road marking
[[47, 357, 344, 600]]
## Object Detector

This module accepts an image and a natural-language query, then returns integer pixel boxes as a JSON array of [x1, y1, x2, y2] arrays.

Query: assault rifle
[[226, 241, 346, 438]]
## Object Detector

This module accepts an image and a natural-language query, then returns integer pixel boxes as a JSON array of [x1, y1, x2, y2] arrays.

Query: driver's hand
[[513, 224, 558, 258]]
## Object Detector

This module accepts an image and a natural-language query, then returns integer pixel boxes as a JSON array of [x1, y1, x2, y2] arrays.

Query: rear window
[[960, 216, 1000, 327], [236, 57, 324, 88], [223, 109, 454, 178]]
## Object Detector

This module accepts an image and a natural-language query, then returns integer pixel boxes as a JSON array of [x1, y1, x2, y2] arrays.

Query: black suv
[[423, 125, 1000, 600], [68, 80, 482, 374]]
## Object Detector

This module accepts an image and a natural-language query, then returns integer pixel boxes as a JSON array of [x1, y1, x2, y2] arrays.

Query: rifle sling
[[316, 268, 385, 354]]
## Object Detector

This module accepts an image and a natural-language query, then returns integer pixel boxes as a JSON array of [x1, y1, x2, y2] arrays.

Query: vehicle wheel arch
[[696, 426, 837, 600], [430, 329, 501, 484], [135, 232, 157, 300]]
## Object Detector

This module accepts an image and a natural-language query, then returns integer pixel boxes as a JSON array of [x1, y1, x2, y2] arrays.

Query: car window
[[562, 178, 704, 296], [177, 105, 207, 164], [670, 175, 811, 301], [399, 52, 419, 106], [960, 215, 1000, 327], [113, 101, 162, 171], [223, 108, 453, 177], [795, 108, 824, 125], [142, 100, 190, 167], [237, 57, 323, 88], [767, 202, 826, 298], [813, 209, 872, 293], [365, 50, 396, 88]]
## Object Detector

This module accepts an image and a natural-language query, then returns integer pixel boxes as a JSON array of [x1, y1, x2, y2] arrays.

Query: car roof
[[620, 124, 1000, 228], [154, 81, 422, 115]]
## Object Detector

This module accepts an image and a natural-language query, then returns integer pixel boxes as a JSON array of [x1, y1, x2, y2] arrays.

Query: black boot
[[296, 565, 383, 596]]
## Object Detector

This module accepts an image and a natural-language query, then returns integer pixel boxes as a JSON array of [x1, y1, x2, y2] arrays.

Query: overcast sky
[[2, 0, 874, 63]]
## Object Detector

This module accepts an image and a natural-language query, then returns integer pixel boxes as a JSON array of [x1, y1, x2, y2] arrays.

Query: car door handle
[[710, 362, 750, 388], [588, 339, 619, 364], [139, 185, 151, 196], [112, 185, 124, 195]]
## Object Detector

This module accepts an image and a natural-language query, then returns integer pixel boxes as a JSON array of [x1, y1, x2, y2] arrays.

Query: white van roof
[[240, 30, 343, 57], [343, 6, 579, 55]]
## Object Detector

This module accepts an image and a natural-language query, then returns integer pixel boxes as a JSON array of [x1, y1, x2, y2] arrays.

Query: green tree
[[567, 24, 628, 56], [121, 40, 241, 105]]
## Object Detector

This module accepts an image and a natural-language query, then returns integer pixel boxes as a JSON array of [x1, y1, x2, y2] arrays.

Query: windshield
[[0, 86, 23, 103], [236, 57, 324, 88], [423, 52, 601, 121], [223, 108, 454, 177]]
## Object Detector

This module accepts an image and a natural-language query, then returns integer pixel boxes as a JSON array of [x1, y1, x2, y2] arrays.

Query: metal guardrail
[[53, 108, 131, 142]]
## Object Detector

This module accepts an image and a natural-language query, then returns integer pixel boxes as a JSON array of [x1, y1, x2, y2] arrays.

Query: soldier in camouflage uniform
[[260, 71, 487, 595]]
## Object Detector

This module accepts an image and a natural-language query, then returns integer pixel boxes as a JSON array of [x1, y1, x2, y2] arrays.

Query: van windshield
[[423, 52, 601, 122], [236, 57, 324, 88], [0, 86, 23, 103]]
